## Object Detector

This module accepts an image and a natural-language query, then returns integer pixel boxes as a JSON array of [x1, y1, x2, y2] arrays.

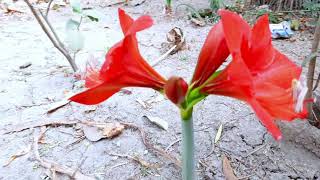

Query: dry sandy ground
[[0, 0, 320, 179]]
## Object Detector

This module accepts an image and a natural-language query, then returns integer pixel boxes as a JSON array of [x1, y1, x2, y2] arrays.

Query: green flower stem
[[181, 114, 195, 180], [166, 0, 172, 6]]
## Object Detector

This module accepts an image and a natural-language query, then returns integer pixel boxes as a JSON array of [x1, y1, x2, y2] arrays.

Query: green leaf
[[82, 9, 103, 22], [87, 15, 99, 22], [70, 0, 81, 13]]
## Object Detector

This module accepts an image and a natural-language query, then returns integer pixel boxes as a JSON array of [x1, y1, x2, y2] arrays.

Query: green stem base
[[181, 116, 195, 180]]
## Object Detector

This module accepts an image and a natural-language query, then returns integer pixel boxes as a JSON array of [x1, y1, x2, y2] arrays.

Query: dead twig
[[45, 0, 54, 17], [198, 160, 216, 175], [120, 122, 181, 168], [105, 162, 129, 174], [1, 119, 79, 135], [245, 143, 268, 157], [33, 127, 94, 180], [165, 138, 181, 152], [23, 0, 78, 72], [108, 152, 157, 168], [151, 45, 177, 67], [3, 144, 32, 167]]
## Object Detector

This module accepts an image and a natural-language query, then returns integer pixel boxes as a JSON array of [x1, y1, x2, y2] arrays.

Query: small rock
[[116, 141, 121, 147]]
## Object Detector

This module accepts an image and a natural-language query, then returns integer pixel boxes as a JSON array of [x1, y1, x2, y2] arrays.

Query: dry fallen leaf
[[214, 124, 223, 144], [190, 17, 206, 27], [143, 115, 168, 131], [3, 144, 32, 167], [83, 105, 97, 113], [102, 122, 125, 138], [166, 27, 187, 54], [222, 155, 238, 180], [1, 0, 27, 14], [82, 122, 125, 142]]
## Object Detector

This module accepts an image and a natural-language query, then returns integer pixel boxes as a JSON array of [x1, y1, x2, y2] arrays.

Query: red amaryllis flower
[[70, 9, 166, 105], [201, 10, 308, 140]]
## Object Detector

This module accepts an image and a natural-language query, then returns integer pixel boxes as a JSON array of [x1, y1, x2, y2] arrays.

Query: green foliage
[[166, 0, 172, 6], [209, 0, 223, 11], [82, 10, 102, 22], [70, 0, 81, 13], [303, 0, 320, 17], [255, 9, 280, 23], [70, 0, 100, 22]]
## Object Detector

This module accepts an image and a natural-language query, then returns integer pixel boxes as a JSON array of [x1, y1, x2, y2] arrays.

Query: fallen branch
[[33, 127, 94, 180]]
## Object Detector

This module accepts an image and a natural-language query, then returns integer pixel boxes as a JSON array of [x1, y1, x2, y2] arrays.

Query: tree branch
[[24, 0, 78, 72], [45, 0, 54, 17]]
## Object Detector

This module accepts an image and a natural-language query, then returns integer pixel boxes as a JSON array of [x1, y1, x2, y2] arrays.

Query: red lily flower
[[70, 9, 166, 105], [201, 10, 308, 140]]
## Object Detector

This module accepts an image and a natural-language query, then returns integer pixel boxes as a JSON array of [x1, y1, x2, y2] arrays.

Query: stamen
[[292, 76, 308, 113]]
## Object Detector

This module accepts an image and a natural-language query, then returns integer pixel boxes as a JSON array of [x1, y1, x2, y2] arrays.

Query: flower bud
[[164, 76, 188, 104]]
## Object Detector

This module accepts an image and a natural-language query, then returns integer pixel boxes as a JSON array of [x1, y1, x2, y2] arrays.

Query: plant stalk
[[181, 115, 195, 180], [307, 16, 320, 119]]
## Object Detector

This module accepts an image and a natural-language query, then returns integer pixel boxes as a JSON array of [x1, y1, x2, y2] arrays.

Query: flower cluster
[[70, 9, 308, 140]]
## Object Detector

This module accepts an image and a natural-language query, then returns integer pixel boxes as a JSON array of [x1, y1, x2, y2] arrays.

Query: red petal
[[69, 83, 120, 105], [254, 50, 302, 89], [254, 83, 307, 120], [118, 8, 153, 36], [251, 15, 271, 51], [249, 99, 282, 140], [118, 8, 134, 35], [218, 10, 250, 54], [244, 14, 275, 71], [202, 54, 253, 100], [126, 15, 153, 36], [191, 21, 229, 87], [123, 35, 166, 88]]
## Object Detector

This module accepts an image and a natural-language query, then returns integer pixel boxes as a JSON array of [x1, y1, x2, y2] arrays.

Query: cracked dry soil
[[0, 0, 320, 179]]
